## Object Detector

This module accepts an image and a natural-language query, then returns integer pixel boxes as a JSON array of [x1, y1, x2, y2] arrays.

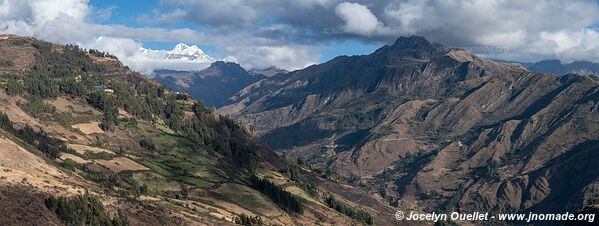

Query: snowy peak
[[171, 43, 204, 55], [166, 43, 215, 62]]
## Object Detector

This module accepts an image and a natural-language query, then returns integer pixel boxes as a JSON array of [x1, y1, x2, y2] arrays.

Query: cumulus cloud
[[379, 0, 599, 62], [0, 0, 323, 71], [154, 0, 599, 64], [0, 0, 218, 73], [228, 45, 320, 70], [87, 36, 224, 74], [159, 0, 258, 26], [3, 0, 599, 73], [335, 2, 385, 36], [0, 0, 206, 43]]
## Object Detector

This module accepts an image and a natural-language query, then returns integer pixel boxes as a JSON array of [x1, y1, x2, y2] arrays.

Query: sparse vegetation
[[87, 92, 118, 131], [0, 112, 66, 159], [480, 159, 500, 179], [250, 175, 303, 214], [338, 108, 383, 129], [443, 183, 465, 212], [88, 48, 118, 59], [0, 37, 344, 225], [0, 59, 14, 67], [123, 173, 149, 197], [324, 195, 373, 225], [81, 151, 113, 160], [31, 43, 105, 77], [19, 96, 57, 119], [139, 138, 156, 151], [45, 192, 129, 226], [4, 77, 25, 95], [60, 158, 81, 170], [285, 166, 318, 197], [234, 213, 264, 226]]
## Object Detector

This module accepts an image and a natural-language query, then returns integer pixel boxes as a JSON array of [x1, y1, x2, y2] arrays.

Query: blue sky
[[3, 0, 599, 73], [88, 0, 379, 62]]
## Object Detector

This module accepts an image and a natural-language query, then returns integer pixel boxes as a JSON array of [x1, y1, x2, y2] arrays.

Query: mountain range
[[218, 35, 599, 216], [524, 59, 599, 76], [153, 61, 268, 107], [1, 33, 598, 225], [164, 43, 216, 62], [0, 35, 398, 226]]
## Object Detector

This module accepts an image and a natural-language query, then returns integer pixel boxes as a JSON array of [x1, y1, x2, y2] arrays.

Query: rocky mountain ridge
[[525, 59, 599, 76], [154, 61, 267, 107], [221, 35, 599, 215], [0, 34, 398, 226]]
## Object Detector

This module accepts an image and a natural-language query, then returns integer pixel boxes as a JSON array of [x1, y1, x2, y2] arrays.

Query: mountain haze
[[525, 59, 599, 76]]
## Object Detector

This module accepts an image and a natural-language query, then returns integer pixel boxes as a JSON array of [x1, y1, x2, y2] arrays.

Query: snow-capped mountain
[[114, 42, 238, 74], [165, 43, 216, 62]]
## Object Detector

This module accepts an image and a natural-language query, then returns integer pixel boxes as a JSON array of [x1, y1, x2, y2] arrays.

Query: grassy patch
[[255, 168, 288, 186], [81, 151, 113, 160], [285, 186, 320, 204], [214, 183, 280, 214], [118, 118, 138, 130], [134, 173, 180, 192], [153, 117, 177, 135], [140, 160, 172, 176], [178, 176, 214, 188]]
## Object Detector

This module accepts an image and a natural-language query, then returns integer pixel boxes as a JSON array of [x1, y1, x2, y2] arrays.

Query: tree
[[45, 192, 129, 226], [5, 79, 24, 96], [179, 184, 189, 200], [250, 175, 303, 214], [325, 195, 373, 225], [0, 112, 13, 132], [234, 213, 264, 226]]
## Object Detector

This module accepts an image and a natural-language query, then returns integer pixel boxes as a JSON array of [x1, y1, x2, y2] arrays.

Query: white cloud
[[335, 2, 385, 36], [380, 0, 599, 62], [161, 0, 257, 26], [92, 5, 117, 22], [383, 0, 426, 33], [87, 36, 219, 74], [0, 0, 217, 73], [0, 0, 319, 72], [538, 28, 599, 62], [227, 45, 320, 70], [0, 0, 89, 38], [294, 0, 335, 8], [157, 8, 186, 24], [4, 0, 599, 73]]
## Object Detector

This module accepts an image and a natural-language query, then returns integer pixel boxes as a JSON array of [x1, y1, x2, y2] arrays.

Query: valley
[[0, 35, 396, 226], [218, 36, 599, 217], [4, 0, 599, 225]]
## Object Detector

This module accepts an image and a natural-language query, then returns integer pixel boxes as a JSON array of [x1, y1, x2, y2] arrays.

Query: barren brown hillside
[[0, 34, 397, 226], [222, 36, 599, 216]]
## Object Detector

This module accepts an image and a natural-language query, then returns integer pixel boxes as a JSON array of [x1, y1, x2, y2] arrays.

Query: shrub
[[325, 195, 373, 225], [45, 192, 128, 226], [234, 213, 264, 226], [250, 175, 303, 214]]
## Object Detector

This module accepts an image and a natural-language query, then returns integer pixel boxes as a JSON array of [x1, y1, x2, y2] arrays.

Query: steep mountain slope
[[221, 36, 599, 215], [154, 61, 266, 107], [525, 59, 599, 76], [0, 35, 398, 226]]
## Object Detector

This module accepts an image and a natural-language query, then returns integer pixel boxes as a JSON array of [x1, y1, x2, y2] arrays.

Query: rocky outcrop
[[222, 35, 599, 214]]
